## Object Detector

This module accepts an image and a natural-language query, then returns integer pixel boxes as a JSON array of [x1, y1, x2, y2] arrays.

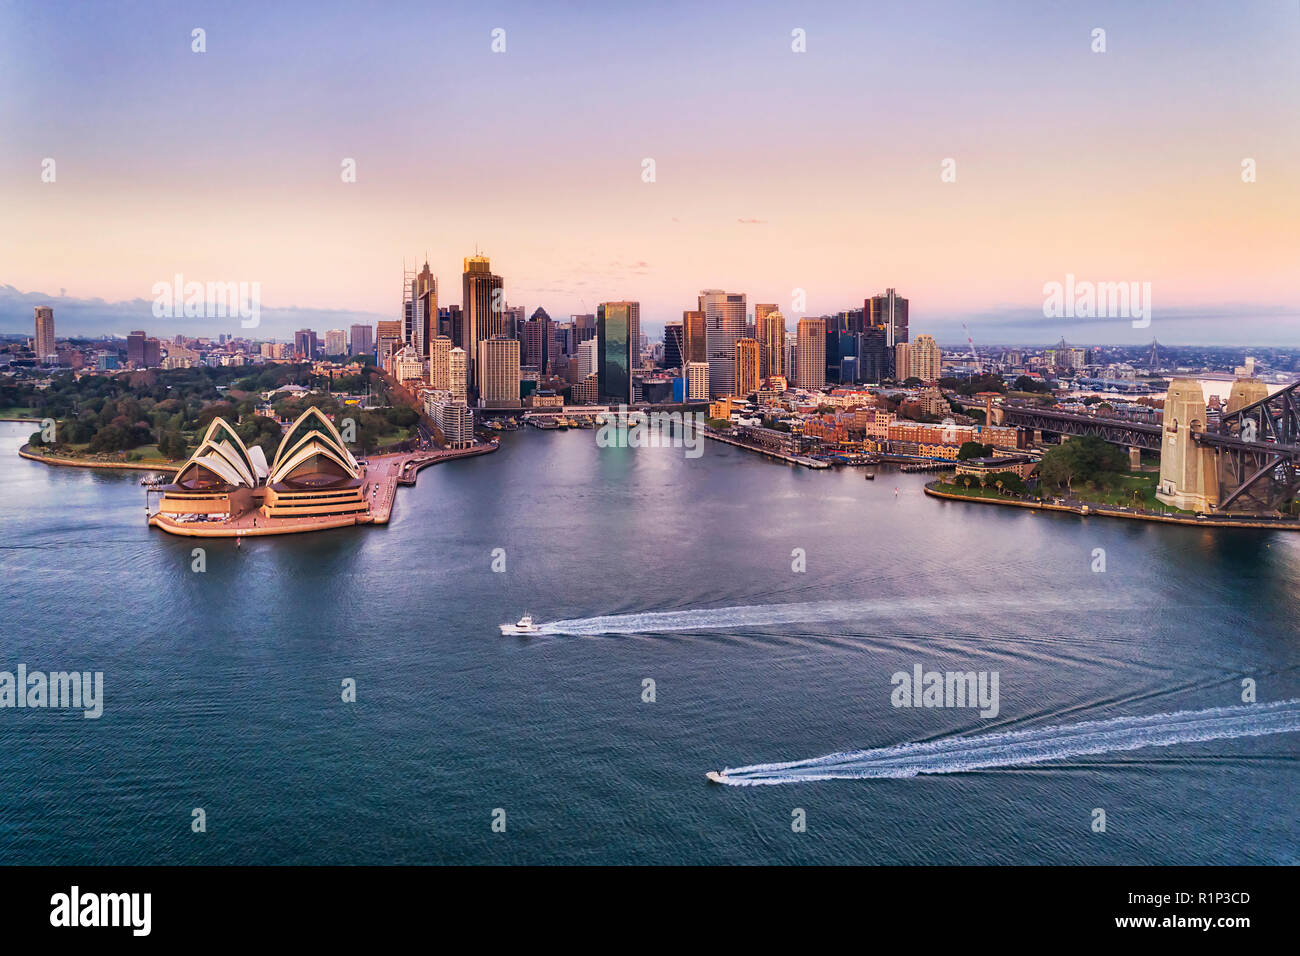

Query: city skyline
[[2, 2, 1298, 345]]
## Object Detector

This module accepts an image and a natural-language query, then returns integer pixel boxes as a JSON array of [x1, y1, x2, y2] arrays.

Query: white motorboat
[[705, 771, 730, 785], [500, 613, 541, 635]]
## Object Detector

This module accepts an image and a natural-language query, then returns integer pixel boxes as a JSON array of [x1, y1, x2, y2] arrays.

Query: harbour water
[[1, 421, 1296, 864]]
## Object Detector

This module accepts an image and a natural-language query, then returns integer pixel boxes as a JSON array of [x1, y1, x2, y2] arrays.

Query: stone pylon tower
[[1224, 378, 1269, 415], [1157, 378, 1219, 511]]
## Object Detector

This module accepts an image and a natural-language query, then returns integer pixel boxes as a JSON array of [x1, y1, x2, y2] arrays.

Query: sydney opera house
[[152, 407, 369, 531]]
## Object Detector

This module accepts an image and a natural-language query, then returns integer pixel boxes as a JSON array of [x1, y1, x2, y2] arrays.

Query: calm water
[[1, 420, 1297, 864]]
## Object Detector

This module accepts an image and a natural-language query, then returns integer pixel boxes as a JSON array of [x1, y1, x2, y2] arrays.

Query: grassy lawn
[[932, 481, 1020, 501], [937, 471, 1195, 515]]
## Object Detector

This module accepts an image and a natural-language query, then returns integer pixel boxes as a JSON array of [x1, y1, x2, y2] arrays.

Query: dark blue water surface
[[1, 421, 1296, 864]]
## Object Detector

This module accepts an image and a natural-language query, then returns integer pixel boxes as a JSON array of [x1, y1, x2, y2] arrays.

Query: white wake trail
[[715, 699, 1300, 785], [539, 593, 1127, 637]]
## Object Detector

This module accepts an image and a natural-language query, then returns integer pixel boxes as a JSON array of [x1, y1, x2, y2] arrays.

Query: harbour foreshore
[[923, 482, 1300, 531]]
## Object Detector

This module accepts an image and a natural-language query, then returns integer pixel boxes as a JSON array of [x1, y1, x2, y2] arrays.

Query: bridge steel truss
[[1207, 381, 1300, 512], [999, 406, 1163, 450]]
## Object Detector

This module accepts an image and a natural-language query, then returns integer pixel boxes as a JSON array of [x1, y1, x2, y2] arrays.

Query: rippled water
[[1, 421, 1297, 864]]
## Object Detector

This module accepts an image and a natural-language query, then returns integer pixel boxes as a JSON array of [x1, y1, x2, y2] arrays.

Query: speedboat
[[500, 613, 541, 635], [705, 771, 730, 785]]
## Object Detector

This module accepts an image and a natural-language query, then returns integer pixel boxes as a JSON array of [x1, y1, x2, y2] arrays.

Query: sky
[[1, 0, 1297, 345]]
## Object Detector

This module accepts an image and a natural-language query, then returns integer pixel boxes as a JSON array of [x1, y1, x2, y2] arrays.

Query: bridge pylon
[[1156, 378, 1219, 511]]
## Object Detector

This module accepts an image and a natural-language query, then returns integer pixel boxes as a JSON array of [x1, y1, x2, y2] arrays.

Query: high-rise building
[[349, 324, 374, 357], [376, 320, 403, 365], [685, 361, 710, 401], [896, 333, 941, 383], [293, 329, 319, 360], [502, 305, 526, 339], [700, 290, 746, 398], [477, 336, 521, 408], [462, 255, 504, 390], [663, 321, 684, 370], [597, 301, 640, 404], [734, 338, 760, 398], [577, 337, 598, 379], [33, 307, 56, 363], [430, 336, 454, 390], [324, 329, 347, 356], [448, 347, 468, 403], [796, 318, 827, 388], [753, 303, 778, 377], [523, 308, 552, 370], [682, 310, 707, 365], [866, 289, 909, 353], [760, 309, 785, 380], [127, 330, 147, 367], [859, 326, 888, 383], [439, 305, 462, 343], [414, 261, 438, 358]]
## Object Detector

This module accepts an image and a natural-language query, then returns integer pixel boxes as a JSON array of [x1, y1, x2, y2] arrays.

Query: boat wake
[[538, 593, 1123, 637], [712, 698, 1300, 785]]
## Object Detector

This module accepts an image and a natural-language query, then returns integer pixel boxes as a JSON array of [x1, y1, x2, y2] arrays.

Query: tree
[[993, 471, 1026, 496], [957, 441, 994, 461]]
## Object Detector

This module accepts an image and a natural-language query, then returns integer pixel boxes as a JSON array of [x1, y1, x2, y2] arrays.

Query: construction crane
[[961, 323, 982, 370]]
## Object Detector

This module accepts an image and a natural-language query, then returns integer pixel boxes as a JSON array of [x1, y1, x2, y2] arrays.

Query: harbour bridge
[[991, 381, 1300, 515]]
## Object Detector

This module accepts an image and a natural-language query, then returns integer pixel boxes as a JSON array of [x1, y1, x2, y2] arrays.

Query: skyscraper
[[796, 318, 827, 388], [577, 338, 598, 379], [682, 310, 707, 364], [477, 336, 521, 408], [897, 333, 941, 382], [127, 330, 147, 367], [753, 303, 777, 376], [430, 336, 453, 390], [349, 324, 374, 358], [33, 307, 55, 363], [523, 308, 551, 370], [414, 261, 438, 358], [462, 255, 504, 390], [734, 338, 760, 398], [376, 320, 403, 365], [700, 290, 746, 398], [294, 329, 319, 360], [325, 329, 347, 356], [663, 321, 684, 370], [761, 309, 785, 380], [866, 289, 909, 352], [597, 301, 640, 404], [448, 347, 468, 403], [685, 361, 710, 401]]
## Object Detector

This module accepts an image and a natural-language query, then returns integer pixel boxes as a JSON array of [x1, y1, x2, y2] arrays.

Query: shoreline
[[18, 444, 182, 472], [923, 482, 1300, 531]]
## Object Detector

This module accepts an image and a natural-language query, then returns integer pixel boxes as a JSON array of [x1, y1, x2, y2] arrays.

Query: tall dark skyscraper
[[866, 289, 908, 349], [597, 301, 640, 404], [462, 255, 504, 389], [523, 307, 552, 370], [859, 326, 888, 382], [663, 321, 684, 370]]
